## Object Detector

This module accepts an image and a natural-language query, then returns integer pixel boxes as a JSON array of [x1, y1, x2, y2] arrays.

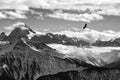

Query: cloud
[[0, 0, 119, 10], [70, 27, 80, 31], [0, 12, 7, 18], [0, 0, 120, 21], [5, 11, 27, 19], [28, 0, 120, 22], [30, 9, 45, 20], [47, 10, 103, 22], [0, 11, 27, 19], [54, 28, 120, 43], [48, 43, 120, 66], [43, 29, 49, 32], [0, 0, 29, 11], [4, 22, 26, 31], [48, 44, 120, 66]]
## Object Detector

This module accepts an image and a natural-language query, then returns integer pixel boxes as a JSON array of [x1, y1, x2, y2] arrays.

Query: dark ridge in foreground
[[38, 68, 120, 80], [1, 68, 120, 80]]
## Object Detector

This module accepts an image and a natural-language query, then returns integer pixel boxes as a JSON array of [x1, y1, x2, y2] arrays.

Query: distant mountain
[[92, 39, 120, 47], [31, 33, 90, 47], [114, 38, 120, 44]]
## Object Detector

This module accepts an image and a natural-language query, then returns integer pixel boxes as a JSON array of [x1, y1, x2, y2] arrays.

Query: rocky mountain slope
[[0, 32, 7, 41]]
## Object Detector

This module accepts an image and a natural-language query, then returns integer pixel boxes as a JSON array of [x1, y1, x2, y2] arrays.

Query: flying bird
[[83, 24, 87, 29]]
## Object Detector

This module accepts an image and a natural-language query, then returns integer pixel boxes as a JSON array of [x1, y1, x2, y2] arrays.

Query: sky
[[0, 0, 120, 33]]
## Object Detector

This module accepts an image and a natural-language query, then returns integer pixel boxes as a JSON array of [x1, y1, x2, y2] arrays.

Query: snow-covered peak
[[4, 22, 36, 42], [5, 22, 28, 31], [12, 22, 27, 30]]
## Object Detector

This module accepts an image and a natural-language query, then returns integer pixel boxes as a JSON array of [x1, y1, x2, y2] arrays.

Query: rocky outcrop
[[0, 32, 7, 41], [114, 38, 120, 44]]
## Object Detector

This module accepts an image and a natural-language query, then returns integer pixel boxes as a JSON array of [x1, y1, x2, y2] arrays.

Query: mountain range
[[0, 23, 120, 80]]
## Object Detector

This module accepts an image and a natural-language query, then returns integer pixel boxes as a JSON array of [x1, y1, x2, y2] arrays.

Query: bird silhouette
[[83, 24, 87, 29]]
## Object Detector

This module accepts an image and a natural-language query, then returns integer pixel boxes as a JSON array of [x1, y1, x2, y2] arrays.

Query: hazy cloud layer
[[0, 11, 27, 19], [54, 28, 120, 43], [4, 22, 27, 30], [47, 11, 103, 22], [48, 44, 120, 66], [0, 0, 120, 22]]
